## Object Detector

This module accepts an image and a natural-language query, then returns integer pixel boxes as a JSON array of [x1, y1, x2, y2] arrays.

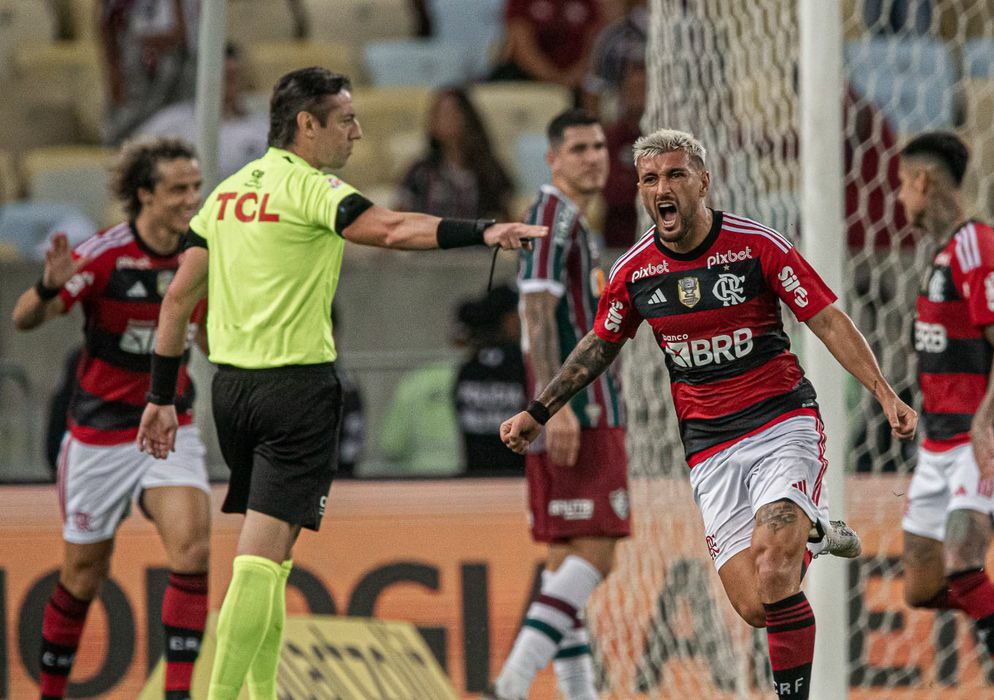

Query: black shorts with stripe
[[212, 362, 342, 531]]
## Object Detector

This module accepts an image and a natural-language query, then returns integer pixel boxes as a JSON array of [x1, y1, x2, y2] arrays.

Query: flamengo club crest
[[713, 273, 746, 306], [678, 277, 701, 307]]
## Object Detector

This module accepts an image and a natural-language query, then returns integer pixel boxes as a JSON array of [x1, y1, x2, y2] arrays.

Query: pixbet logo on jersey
[[631, 261, 669, 282], [665, 328, 754, 368], [706, 247, 752, 269]]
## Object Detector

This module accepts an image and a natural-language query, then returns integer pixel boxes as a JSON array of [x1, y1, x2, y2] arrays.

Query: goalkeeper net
[[582, 0, 994, 697]]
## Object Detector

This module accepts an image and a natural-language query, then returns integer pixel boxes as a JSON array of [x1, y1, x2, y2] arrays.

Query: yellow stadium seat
[[65, 0, 99, 41], [246, 40, 362, 94], [0, 149, 19, 204], [352, 86, 433, 142], [0, 0, 58, 77], [960, 78, 994, 221], [304, 0, 415, 45], [336, 138, 390, 192], [226, 0, 305, 44], [22, 146, 116, 224]]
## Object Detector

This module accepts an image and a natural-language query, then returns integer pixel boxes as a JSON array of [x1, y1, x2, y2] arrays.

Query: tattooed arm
[[502, 330, 624, 454]]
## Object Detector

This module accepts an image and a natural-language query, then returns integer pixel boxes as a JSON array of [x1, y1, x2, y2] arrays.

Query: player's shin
[[39, 583, 92, 700], [162, 571, 208, 700], [247, 559, 293, 699], [764, 592, 815, 699]]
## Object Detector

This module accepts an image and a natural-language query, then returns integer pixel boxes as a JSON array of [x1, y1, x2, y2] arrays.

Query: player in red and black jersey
[[501, 128, 917, 700], [898, 132, 994, 663], [12, 137, 210, 700]]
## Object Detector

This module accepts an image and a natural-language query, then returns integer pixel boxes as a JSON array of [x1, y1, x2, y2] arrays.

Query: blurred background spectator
[[394, 87, 515, 219], [601, 58, 646, 248], [454, 284, 526, 475], [135, 42, 268, 179], [332, 304, 366, 478], [583, 0, 648, 119], [489, 0, 603, 100]]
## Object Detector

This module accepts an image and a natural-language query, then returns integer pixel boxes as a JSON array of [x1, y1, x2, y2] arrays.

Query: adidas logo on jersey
[[126, 281, 148, 298], [647, 288, 667, 305]]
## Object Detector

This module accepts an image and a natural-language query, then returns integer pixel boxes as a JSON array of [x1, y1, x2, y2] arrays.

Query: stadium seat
[[246, 40, 362, 93], [0, 201, 95, 259], [362, 39, 470, 87], [960, 78, 994, 219], [22, 146, 116, 225], [0, 150, 19, 205], [352, 86, 433, 142], [845, 38, 955, 134], [469, 82, 572, 175], [0, 0, 58, 78], [964, 38, 994, 78], [514, 132, 551, 197], [226, 0, 304, 44], [427, 0, 503, 79], [305, 0, 415, 45], [336, 139, 390, 192], [13, 42, 105, 142]]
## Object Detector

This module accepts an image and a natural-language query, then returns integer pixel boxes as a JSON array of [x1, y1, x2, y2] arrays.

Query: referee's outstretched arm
[[341, 203, 546, 251]]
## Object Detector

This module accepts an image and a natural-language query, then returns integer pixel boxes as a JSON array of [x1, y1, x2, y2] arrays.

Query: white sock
[[495, 556, 603, 699], [553, 623, 598, 699]]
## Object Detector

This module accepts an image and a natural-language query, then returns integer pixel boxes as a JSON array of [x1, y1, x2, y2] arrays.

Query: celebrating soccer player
[[136, 67, 545, 699], [501, 128, 917, 700], [12, 137, 211, 700], [898, 132, 994, 656], [486, 110, 628, 700]]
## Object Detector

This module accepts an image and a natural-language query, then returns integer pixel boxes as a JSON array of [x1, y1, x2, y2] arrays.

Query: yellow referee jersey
[[189, 147, 360, 368]]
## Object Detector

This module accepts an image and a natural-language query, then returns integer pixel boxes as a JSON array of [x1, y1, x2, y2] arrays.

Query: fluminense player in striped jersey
[[501, 128, 917, 700]]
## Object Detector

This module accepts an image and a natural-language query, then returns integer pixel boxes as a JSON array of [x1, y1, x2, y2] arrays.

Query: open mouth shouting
[[657, 201, 679, 232]]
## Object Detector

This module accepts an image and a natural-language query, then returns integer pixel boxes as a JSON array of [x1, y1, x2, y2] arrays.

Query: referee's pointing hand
[[484, 223, 548, 251]]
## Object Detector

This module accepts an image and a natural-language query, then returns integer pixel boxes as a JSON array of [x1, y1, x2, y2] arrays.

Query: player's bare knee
[[169, 534, 210, 572], [732, 598, 766, 628], [61, 558, 110, 600]]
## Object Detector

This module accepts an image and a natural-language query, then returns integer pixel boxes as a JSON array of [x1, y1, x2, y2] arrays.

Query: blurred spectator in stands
[[100, 0, 200, 144], [395, 87, 515, 220], [331, 304, 365, 478], [411, 0, 432, 36], [583, 0, 647, 119], [136, 43, 268, 179], [489, 0, 603, 100], [455, 284, 527, 475], [601, 59, 645, 248], [864, 0, 932, 34]]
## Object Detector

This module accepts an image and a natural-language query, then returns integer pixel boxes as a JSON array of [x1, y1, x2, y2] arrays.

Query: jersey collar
[[654, 208, 723, 261], [267, 146, 320, 173]]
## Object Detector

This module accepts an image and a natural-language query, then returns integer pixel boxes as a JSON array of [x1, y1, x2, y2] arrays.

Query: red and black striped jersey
[[915, 220, 994, 451], [519, 185, 623, 428], [59, 222, 203, 445], [594, 210, 836, 465]]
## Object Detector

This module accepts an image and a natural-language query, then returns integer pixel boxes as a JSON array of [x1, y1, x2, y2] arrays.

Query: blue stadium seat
[[514, 133, 550, 197], [964, 38, 994, 78], [362, 39, 471, 87], [0, 201, 95, 259], [845, 38, 955, 133], [427, 0, 503, 79]]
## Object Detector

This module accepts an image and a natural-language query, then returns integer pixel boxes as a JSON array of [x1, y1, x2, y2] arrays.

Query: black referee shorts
[[212, 362, 342, 531]]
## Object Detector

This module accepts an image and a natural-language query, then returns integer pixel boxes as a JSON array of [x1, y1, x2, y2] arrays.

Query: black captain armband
[[336, 193, 374, 232], [146, 353, 182, 405], [526, 400, 551, 426], [184, 229, 208, 250], [437, 218, 496, 249], [34, 279, 61, 301]]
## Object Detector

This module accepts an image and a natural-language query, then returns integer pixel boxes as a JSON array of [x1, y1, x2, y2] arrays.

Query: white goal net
[[581, 1, 994, 698]]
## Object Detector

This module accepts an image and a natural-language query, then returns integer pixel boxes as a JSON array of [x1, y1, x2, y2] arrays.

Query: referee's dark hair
[[547, 108, 600, 148], [269, 67, 352, 149], [900, 131, 970, 187], [111, 136, 199, 220]]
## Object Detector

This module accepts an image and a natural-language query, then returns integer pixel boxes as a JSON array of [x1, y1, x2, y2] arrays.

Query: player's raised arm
[[502, 330, 625, 454], [11, 233, 84, 330], [805, 303, 917, 440]]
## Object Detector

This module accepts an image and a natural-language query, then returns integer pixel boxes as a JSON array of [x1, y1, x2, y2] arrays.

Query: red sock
[[764, 592, 815, 699], [39, 583, 91, 700], [162, 571, 208, 699], [948, 568, 994, 657]]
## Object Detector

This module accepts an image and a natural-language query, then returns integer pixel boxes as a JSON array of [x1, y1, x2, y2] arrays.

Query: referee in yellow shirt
[[137, 67, 545, 699]]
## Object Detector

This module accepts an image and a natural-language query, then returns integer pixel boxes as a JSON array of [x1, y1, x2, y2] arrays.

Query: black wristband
[[147, 353, 182, 405], [526, 399, 551, 425], [437, 218, 495, 249], [34, 278, 61, 301]]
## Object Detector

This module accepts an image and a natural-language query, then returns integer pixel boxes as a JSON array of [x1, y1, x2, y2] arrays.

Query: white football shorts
[[689, 415, 832, 571], [902, 442, 994, 542], [56, 425, 209, 544]]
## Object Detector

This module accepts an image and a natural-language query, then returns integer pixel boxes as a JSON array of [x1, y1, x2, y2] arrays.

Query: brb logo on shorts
[[664, 328, 754, 368]]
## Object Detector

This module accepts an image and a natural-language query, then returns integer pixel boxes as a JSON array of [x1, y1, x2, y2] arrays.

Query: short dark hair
[[111, 136, 198, 219], [900, 131, 969, 186], [547, 109, 600, 147], [268, 67, 352, 149]]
